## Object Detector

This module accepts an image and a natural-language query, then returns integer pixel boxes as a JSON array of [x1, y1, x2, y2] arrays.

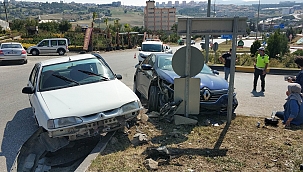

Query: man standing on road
[[253, 47, 269, 92], [219, 48, 233, 81]]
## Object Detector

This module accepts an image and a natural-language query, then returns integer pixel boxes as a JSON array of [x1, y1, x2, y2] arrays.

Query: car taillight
[[21, 50, 27, 54], [0, 50, 3, 55]]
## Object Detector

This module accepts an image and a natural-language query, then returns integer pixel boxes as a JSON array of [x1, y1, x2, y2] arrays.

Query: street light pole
[[256, 0, 260, 40]]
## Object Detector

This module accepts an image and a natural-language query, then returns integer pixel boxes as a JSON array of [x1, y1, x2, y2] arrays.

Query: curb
[[209, 65, 300, 76], [75, 131, 116, 172]]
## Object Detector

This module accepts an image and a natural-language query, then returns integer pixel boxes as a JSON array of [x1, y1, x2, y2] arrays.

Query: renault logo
[[202, 89, 211, 101]]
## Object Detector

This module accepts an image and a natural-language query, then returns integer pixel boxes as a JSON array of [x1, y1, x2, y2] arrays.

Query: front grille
[[200, 89, 228, 102]]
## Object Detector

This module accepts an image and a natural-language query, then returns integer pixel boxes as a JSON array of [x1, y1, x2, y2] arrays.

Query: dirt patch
[[88, 112, 303, 171]]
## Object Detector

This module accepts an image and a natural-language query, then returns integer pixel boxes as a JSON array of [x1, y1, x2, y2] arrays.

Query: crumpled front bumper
[[48, 109, 142, 141], [200, 93, 238, 113]]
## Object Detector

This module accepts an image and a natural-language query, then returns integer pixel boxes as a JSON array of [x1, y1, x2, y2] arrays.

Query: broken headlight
[[121, 100, 141, 113], [47, 117, 83, 129]]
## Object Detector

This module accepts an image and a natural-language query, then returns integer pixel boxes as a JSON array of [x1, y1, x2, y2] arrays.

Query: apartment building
[[144, 0, 176, 31]]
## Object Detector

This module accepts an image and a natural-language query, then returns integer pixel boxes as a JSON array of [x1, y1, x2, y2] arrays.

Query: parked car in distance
[[22, 53, 143, 140], [133, 53, 238, 113], [27, 38, 69, 56], [0, 42, 27, 64]]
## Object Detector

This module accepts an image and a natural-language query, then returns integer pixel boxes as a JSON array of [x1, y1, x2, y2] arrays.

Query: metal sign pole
[[185, 18, 192, 117], [227, 17, 239, 123]]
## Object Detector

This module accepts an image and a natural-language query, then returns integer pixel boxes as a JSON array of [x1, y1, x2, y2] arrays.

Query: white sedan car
[[22, 54, 142, 140], [0, 42, 27, 64]]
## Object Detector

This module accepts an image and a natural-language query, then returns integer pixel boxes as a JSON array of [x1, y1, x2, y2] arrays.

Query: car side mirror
[[213, 70, 219, 75], [115, 74, 122, 80], [22, 86, 34, 94], [137, 47, 141, 51], [141, 64, 153, 70]]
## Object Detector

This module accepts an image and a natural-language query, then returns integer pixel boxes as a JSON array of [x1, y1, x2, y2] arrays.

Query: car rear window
[[58, 40, 67, 46], [1, 44, 22, 49]]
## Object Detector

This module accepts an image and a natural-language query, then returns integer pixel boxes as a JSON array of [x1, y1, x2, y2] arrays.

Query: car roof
[[39, 54, 97, 66], [1, 42, 22, 44], [43, 38, 68, 40], [142, 41, 163, 45]]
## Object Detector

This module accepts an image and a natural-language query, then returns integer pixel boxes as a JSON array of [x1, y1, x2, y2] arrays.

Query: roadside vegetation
[[88, 114, 303, 171]]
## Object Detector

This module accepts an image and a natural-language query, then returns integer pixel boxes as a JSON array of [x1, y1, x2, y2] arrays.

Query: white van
[[27, 38, 69, 56]]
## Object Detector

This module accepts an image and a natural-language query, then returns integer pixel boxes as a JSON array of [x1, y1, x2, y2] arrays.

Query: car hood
[[38, 80, 139, 119], [157, 69, 228, 90]]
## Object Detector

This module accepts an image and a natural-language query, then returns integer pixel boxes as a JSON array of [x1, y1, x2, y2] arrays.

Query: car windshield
[[157, 55, 214, 75], [39, 58, 115, 91], [141, 44, 162, 52], [1, 44, 22, 49]]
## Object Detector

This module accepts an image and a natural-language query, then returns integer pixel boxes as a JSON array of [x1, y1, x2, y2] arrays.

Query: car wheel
[[148, 86, 160, 112], [58, 49, 66, 56], [31, 49, 39, 56]]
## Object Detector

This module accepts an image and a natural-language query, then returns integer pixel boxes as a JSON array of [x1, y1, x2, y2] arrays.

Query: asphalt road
[[0, 48, 290, 171]]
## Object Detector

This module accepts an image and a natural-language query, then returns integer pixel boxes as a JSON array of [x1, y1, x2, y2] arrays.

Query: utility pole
[[3, 0, 8, 22], [256, 0, 260, 40], [205, 0, 211, 63]]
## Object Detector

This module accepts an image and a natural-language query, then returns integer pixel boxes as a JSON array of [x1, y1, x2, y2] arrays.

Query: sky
[[25, 0, 303, 6]]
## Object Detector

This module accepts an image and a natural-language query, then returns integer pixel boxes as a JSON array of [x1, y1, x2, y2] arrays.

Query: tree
[[250, 40, 261, 56], [58, 20, 72, 33], [124, 23, 131, 48], [266, 29, 289, 59]]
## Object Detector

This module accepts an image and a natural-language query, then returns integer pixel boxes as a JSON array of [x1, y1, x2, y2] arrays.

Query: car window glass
[[29, 64, 39, 88], [1, 44, 22, 49], [58, 40, 66, 46], [158, 55, 173, 70], [141, 44, 162, 52], [51, 40, 57, 46], [38, 40, 49, 47], [39, 58, 115, 91], [200, 64, 215, 74]]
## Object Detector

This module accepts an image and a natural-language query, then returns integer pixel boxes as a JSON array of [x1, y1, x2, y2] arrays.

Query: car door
[[37, 40, 50, 54], [27, 64, 40, 117], [137, 54, 156, 99], [50, 40, 58, 53]]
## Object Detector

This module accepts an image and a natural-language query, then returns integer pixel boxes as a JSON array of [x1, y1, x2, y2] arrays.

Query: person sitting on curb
[[287, 56, 303, 93], [275, 83, 303, 128]]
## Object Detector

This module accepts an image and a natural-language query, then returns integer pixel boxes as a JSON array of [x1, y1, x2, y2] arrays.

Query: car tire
[[148, 86, 160, 112], [58, 49, 66, 56], [31, 49, 39, 56], [23, 59, 28, 64]]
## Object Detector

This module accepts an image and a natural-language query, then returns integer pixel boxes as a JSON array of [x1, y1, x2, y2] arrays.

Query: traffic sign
[[221, 34, 232, 39], [172, 46, 204, 77], [279, 24, 285, 29]]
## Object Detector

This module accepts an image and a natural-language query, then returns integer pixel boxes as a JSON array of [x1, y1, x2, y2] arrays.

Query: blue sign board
[[273, 25, 279, 29], [221, 34, 232, 39], [279, 24, 285, 29]]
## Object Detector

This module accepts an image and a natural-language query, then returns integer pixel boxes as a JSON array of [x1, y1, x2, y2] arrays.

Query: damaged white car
[[22, 53, 142, 140]]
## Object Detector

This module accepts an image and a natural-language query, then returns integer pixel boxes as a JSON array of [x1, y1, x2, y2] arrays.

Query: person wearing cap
[[275, 83, 303, 128], [287, 56, 303, 93], [253, 46, 269, 92]]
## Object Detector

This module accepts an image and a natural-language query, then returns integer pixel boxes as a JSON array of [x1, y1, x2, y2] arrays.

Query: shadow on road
[[251, 90, 265, 97], [0, 107, 37, 171]]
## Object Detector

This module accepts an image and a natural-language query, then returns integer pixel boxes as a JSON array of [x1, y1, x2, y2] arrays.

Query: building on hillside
[[144, 0, 176, 31], [0, 19, 9, 30]]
